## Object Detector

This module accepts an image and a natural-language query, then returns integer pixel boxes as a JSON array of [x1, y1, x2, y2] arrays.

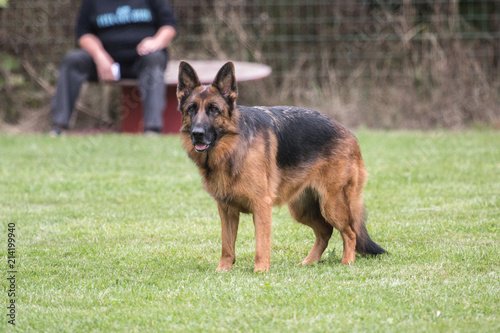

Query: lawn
[[1, 130, 499, 332]]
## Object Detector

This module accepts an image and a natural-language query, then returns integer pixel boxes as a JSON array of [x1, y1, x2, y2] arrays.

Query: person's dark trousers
[[51, 49, 168, 132]]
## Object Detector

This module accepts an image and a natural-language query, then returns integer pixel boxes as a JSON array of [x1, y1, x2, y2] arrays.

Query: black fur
[[237, 106, 345, 168]]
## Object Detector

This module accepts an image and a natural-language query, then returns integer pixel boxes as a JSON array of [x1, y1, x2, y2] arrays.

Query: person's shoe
[[49, 127, 63, 137], [144, 128, 160, 137]]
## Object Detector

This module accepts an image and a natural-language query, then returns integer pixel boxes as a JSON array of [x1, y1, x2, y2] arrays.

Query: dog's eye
[[208, 105, 220, 116], [187, 104, 197, 115]]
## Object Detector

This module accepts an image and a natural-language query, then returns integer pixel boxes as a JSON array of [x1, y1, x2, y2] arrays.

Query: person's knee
[[140, 50, 168, 68], [61, 49, 92, 69]]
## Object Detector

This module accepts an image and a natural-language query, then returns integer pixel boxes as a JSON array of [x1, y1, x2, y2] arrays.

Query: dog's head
[[177, 61, 238, 153]]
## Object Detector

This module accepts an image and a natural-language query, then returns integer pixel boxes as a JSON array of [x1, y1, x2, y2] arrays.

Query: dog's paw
[[254, 264, 270, 273], [216, 263, 233, 272]]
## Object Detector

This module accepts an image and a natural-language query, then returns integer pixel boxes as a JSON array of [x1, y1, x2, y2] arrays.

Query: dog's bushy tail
[[353, 207, 386, 255]]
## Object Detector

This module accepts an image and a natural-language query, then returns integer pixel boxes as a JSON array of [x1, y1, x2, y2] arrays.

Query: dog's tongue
[[195, 143, 209, 151]]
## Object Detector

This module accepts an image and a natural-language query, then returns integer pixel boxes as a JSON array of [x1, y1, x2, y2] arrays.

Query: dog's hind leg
[[318, 186, 357, 265], [288, 188, 333, 265]]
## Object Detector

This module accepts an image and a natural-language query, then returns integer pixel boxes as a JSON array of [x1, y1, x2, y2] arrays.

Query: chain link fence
[[1, 0, 499, 130]]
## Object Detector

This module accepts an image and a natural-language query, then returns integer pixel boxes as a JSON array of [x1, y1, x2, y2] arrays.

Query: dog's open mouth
[[194, 143, 210, 152]]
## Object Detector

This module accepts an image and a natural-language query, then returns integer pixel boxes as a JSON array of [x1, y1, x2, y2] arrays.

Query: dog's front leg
[[216, 202, 240, 271], [253, 201, 273, 272]]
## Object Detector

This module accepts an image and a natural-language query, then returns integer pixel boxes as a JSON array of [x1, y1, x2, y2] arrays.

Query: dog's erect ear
[[177, 61, 201, 104], [212, 62, 238, 104]]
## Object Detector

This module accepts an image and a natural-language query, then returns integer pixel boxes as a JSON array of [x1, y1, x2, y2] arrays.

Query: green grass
[[1, 131, 499, 332]]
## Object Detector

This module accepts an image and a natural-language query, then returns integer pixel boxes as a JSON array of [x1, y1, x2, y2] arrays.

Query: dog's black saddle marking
[[237, 106, 346, 169]]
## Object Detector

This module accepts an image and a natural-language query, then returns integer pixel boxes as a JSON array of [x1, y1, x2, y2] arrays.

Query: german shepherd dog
[[177, 61, 386, 272]]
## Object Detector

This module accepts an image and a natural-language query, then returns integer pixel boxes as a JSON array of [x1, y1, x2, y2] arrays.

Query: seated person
[[51, 0, 177, 135]]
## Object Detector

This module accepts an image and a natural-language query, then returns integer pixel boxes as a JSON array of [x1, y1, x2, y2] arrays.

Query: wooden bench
[[118, 60, 272, 134]]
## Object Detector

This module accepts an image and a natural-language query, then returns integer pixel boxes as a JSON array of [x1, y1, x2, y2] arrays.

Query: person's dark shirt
[[76, 0, 177, 63]]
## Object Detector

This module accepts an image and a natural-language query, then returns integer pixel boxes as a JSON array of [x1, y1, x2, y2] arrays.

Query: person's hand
[[78, 34, 116, 82], [94, 53, 115, 82], [137, 26, 176, 56], [137, 37, 165, 56]]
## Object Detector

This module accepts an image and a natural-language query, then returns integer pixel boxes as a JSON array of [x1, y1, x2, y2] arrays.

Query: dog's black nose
[[191, 127, 205, 142]]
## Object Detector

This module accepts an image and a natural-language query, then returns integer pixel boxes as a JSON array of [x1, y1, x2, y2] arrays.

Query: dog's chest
[[203, 168, 253, 213]]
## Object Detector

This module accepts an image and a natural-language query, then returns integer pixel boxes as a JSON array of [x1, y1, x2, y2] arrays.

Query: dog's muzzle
[[191, 127, 211, 152]]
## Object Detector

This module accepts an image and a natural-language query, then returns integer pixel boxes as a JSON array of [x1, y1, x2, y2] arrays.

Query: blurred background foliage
[[0, 0, 499, 131]]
